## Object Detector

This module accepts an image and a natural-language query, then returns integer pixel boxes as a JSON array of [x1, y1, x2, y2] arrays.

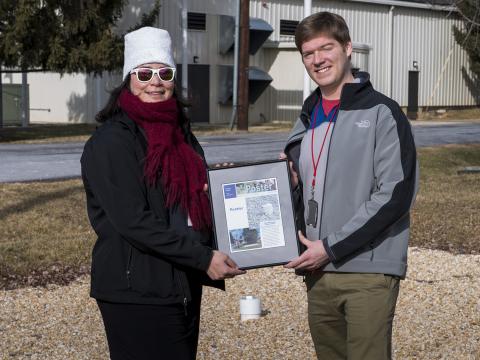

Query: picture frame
[[207, 159, 299, 269]]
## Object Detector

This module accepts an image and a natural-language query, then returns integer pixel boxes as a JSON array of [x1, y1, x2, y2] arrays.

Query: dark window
[[280, 20, 299, 36], [188, 12, 206, 31]]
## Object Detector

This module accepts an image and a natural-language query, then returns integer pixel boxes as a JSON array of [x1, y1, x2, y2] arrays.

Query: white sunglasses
[[130, 67, 176, 82]]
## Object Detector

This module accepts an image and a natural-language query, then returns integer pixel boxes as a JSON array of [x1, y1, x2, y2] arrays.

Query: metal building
[[2, 0, 477, 125]]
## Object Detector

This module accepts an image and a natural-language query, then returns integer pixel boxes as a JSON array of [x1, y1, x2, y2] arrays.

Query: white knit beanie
[[123, 27, 176, 80]]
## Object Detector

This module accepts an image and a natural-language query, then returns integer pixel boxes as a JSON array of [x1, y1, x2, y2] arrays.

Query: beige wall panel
[[1, 72, 95, 124]]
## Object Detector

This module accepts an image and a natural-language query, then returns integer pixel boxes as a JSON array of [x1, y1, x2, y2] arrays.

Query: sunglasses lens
[[136, 69, 153, 82], [159, 68, 174, 81]]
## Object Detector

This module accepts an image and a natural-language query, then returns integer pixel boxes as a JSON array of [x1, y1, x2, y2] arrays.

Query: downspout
[[229, 0, 241, 130], [21, 71, 29, 127], [303, 0, 312, 100], [388, 5, 395, 98], [181, 0, 188, 100]]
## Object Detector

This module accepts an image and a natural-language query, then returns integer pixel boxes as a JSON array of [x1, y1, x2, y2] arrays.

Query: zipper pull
[[183, 297, 188, 316]]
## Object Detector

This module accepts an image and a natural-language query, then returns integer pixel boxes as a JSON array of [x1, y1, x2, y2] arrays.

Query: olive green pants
[[306, 272, 400, 360]]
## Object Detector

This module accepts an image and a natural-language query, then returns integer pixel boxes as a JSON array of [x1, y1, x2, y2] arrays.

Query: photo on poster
[[223, 178, 285, 253]]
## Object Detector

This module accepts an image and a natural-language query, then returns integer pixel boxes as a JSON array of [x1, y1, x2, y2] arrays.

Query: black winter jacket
[[81, 111, 218, 306]]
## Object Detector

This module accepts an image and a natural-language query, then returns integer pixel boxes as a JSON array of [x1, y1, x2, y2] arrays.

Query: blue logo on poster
[[223, 184, 237, 199]]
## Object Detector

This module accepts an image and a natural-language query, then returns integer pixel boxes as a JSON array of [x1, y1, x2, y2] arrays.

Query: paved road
[[1, 122, 479, 183]]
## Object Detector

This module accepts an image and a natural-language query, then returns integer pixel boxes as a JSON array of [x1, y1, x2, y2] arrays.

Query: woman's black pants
[[97, 285, 202, 360]]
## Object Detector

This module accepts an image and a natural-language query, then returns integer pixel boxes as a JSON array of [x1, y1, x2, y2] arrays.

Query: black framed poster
[[207, 160, 299, 269]]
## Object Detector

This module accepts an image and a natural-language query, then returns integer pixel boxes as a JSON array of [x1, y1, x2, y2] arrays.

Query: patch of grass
[[191, 121, 294, 136], [0, 123, 98, 144], [0, 180, 95, 289], [417, 107, 480, 121], [410, 144, 480, 254], [0, 144, 479, 289], [0, 122, 294, 144]]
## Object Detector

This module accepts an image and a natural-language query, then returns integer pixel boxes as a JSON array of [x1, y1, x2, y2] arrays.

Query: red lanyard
[[310, 103, 339, 196]]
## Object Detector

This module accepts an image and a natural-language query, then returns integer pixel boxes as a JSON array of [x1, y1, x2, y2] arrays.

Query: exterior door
[[177, 64, 210, 123]]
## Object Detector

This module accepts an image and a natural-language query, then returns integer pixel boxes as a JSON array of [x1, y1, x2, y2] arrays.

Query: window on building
[[188, 12, 206, 31], [280, 20, 299, 36]]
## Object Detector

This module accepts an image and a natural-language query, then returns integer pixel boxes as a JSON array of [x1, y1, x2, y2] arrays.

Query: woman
[[81, 27, 244, 360]]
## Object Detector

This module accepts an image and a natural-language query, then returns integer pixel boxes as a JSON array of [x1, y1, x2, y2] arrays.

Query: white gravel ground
[[1, 247, 479, 360]]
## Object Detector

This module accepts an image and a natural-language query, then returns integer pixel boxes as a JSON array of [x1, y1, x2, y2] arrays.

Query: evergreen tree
[[0, 0, 160, 74], [453, 0, 480, 78]]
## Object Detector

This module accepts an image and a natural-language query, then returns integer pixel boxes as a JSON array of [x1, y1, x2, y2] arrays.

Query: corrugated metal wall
[[392, 8, 477, 107], [158, 0, 477, 123], [249, 0, 478, 111], [22, 0, 478, 124]]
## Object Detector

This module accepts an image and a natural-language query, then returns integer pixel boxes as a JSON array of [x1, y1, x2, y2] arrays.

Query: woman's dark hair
[[95, 74, 192, 132], [295, 12, 351, 52]]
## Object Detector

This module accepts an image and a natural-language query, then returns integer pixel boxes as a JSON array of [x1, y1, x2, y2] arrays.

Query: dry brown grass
[[417, 107, 480, 121], [0, 144, 479, 289], [0, 180, 95, 289], [0, 123, 97, 144], [410, 144, 480, 254], [0, 122, 294, 144]]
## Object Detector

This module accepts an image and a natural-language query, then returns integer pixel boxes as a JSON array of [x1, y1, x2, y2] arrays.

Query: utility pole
[[229, 0, 240, 130], [237, 0, 249, 131]]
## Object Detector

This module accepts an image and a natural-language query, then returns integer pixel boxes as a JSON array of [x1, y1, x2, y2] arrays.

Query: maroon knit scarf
[[118, 89, 211, 231]]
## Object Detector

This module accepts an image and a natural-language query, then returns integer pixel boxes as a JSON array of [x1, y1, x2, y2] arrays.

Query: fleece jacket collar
[[299, 71, 373, 128]]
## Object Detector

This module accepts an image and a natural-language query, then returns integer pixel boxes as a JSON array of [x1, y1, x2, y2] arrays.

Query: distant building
[[2, 0, 478, 125]]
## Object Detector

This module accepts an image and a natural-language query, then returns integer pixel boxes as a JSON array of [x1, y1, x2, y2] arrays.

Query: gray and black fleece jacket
[[285, 72, 418, 278]]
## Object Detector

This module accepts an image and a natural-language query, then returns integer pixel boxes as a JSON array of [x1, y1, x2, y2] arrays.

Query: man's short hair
[[295, 12, 351, 52]]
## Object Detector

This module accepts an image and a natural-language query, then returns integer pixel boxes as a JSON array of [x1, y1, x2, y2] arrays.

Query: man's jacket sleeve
[[81, 128, 213, 271], [323, 104, 418, 263]]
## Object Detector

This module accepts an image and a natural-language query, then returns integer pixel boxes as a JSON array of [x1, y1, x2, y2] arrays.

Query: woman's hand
[[207, 250, 246, 280]]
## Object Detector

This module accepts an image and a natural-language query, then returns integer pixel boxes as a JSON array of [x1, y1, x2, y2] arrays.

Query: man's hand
[[279, 152, 298, 187], [284, 231, 330, 271], [207, 250, 246, 280]]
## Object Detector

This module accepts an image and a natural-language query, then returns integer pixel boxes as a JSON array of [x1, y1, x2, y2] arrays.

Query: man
[[283, 12, 418, 360]]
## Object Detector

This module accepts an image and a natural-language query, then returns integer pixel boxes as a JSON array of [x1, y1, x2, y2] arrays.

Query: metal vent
[[217, 65, 272, 105], [219, 16, 273, 55], [188, 12, 206, 31], [280, 20, 298, 36]]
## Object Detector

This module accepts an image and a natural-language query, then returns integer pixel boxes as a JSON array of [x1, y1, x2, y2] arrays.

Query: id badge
[[306, 199, 318, 227]]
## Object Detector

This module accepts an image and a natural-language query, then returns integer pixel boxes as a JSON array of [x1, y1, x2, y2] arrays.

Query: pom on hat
[[123, 27, 176, 80]]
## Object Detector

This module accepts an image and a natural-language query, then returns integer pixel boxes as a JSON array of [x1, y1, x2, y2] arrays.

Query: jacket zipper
[[318, 113, 337, 244], [126, 246, 133, 289], [175, 271, 188, 316]]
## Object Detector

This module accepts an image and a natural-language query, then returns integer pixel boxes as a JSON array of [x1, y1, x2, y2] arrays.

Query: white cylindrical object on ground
[[239, 295, 261, 321]]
